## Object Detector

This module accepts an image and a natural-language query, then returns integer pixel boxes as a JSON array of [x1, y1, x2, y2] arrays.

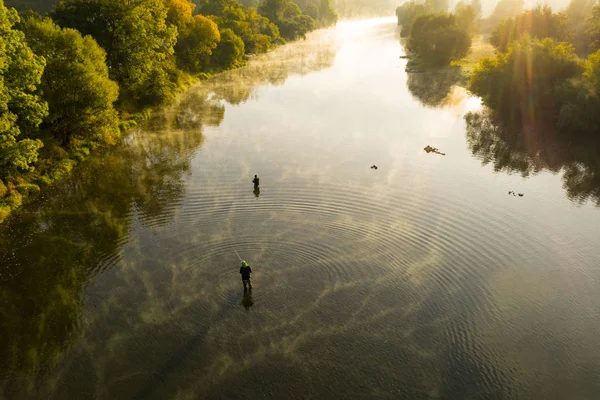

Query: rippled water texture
[[2, 18, 600, 399]]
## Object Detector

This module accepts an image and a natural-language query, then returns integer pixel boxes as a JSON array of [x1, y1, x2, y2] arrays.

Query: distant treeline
[[0, 0, 337, 222]]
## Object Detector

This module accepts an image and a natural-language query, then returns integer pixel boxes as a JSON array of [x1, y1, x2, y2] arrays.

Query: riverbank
[[0, 35, 311, 225]]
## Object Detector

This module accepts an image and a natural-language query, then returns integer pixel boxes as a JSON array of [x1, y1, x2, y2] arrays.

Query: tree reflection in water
[[466, 109, 600, 206], [406, 66, 466, 108]]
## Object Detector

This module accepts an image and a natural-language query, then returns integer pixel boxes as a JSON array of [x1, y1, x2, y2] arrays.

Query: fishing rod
[[234, 248, 243, 262]]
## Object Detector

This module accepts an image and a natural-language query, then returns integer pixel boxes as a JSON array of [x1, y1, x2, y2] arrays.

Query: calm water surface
[[2, 18, 600, 399]]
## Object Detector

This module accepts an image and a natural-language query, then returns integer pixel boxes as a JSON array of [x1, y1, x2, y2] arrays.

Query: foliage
[[175, 14, 221, 72], [490, 6, 571, 53], [407, 13, 472, 66], [210, 27, 245, 69], [395, 1, 429, 38], [52, 0, 178, 107], [258, 0, 316, 41], [293, 0, 337, 27], [0, 1, 47, 180], [200, 0, 282, 54], [21, 16, 120, 148], [470, 36, 584, 125]]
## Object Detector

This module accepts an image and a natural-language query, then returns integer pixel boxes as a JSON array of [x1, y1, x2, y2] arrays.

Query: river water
[[2, 17, 600, 399]]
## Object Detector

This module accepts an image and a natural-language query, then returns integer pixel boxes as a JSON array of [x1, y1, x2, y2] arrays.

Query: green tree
[[201, 0, 282, 54], [0, 1, 47, 180], [490, 5, 571, 52], [21, 16, 120, 148], [396, 1, 429, 37], [52, 0, 178, 107], [164, 0, 196, 31], [175, 14, 221, 72], [407, 13, 471, 66], [293, 0, 337, 27], [258, 0, 315, 41], [470, 36, 583, 124], [210, 27, 245, 69]]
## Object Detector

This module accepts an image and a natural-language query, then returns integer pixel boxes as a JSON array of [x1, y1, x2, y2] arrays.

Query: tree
[[490, 6, 571, 52], [52, 0, 178, 107], [201, 0, 282, 54], [0, 1, 47, 180], [164, 0, 196, 32], [21, 16, 120, 147], [407, 13, 471, 66], [175, 14, 221, 72], [396, 1, 429, 37], [293, 0, 337, 27], [258, 0, 316, 41], [470, 36, 583, 124], [209, 27, 245, 69]]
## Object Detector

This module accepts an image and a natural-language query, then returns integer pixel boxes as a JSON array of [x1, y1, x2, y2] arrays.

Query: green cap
[[241, 261, 248, 267]]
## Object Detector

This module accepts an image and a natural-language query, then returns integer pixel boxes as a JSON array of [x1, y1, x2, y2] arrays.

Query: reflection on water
[[406, 66, 466, 108], [1, 17, 600, 400], [241, 288, 254, 310], [466, 109, 600, 206]]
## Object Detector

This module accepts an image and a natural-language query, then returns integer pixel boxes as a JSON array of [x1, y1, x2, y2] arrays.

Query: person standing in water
[[252, 175, 260, 188], [240, 261, 252, 290]]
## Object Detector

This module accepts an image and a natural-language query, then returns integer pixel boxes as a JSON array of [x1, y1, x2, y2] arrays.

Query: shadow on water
[[466, 109, 600, 206], [0, 30, 337, 398]]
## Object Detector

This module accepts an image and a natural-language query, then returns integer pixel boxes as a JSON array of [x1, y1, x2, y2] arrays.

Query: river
[[2, 17, 600, 399]]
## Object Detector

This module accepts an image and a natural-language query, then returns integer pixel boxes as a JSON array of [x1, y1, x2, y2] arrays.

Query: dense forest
[[0, 0, 337, 223]]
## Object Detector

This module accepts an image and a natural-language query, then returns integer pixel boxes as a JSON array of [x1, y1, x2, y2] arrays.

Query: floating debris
[[370, 165, 378, 170], [424, 145, 446, 156]]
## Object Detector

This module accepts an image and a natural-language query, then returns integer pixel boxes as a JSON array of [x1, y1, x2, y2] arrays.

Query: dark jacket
[[240, 266, 252, 280], [253, 177, 259, 187]]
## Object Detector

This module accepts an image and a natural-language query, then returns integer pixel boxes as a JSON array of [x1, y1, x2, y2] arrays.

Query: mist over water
[[2, 18, 600, 399]]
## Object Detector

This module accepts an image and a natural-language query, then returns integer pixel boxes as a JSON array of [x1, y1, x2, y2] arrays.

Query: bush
[[407, 13, 471, 66]]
